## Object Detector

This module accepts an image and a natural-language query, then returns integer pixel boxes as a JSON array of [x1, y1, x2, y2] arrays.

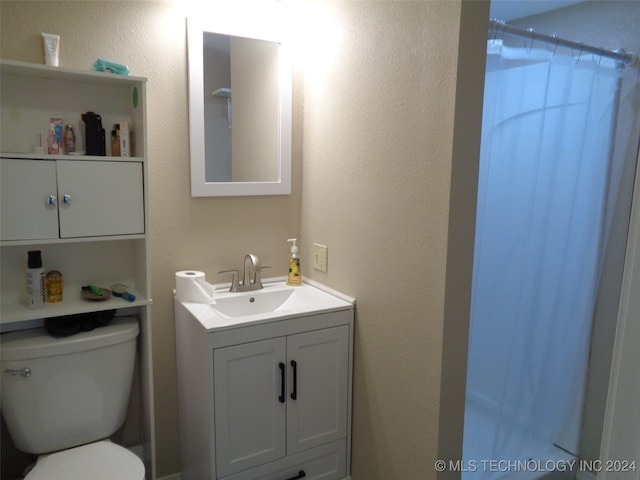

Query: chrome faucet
[[219, 253, 270, 292]]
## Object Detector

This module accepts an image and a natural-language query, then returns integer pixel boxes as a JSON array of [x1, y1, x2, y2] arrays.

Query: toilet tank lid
[[1, 316, 139, 361]]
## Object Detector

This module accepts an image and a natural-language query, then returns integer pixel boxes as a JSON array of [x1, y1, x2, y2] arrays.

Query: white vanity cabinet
[[0, 59, 155, 478], [1, 158, 144, 240], [175, 298, 354, 480]]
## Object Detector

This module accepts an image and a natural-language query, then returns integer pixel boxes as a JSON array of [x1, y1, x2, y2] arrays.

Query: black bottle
[[26, 250, 46, 309], [82, 111, 106, 156]]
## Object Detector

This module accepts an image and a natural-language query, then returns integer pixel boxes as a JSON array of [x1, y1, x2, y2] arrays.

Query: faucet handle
[[218, 269, 240, 292], [255, 265, 271, 288]]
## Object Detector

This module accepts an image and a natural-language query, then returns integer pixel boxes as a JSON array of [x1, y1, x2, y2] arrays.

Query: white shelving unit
[[0, 59, 156, 479]]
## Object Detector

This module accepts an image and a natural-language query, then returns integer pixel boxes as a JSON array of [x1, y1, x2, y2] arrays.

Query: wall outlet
[[312, 243, 328, 272]]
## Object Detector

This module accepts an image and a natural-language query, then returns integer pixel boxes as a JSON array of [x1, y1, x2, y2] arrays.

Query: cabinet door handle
[[285, 470, 306, 480], [63, 194, 72, 204], [47, 195, 57, 206], [290, 360, 297, 400], [279, 362, 285, 403]]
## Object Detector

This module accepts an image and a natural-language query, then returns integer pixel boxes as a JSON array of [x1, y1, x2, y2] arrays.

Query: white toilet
[[0, 316, 145, 480]]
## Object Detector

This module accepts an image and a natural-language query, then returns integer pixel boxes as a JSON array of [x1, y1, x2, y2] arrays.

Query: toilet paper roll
[[175, 271, 213, 303]]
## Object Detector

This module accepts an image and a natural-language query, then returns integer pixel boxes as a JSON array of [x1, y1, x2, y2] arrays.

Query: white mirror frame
[[187, 16, 292, 197]]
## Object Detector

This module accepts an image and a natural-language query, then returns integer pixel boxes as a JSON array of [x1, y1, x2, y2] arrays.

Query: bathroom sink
[[177, 280, 355, 331], [209, 287, 294, 318]]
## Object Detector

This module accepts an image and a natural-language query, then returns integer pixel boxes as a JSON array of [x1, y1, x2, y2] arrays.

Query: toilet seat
[[25, 440, 145, 480]]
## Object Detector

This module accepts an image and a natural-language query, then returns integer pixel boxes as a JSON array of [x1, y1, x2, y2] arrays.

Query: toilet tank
[[0, 316, 139, 454]]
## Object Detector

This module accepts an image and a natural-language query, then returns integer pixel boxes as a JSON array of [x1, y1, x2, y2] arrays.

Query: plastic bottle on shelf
[[47, 126, 59, 155], [64, 125, 76, 154], [46, 270, 63, 303], [26, 250, 46, 309]]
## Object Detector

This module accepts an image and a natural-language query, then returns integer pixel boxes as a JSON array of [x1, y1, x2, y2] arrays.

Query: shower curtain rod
[[489, 19, 637, 67]]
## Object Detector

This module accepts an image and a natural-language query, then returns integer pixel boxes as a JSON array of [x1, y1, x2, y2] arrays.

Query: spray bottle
[[287, 238, 302, 286]]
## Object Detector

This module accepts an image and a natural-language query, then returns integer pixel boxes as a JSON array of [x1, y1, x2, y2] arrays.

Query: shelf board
[[0, 59, 147, 85], [1, 234, 146, 247], [1, 153, 144, 162], [1, 293, 152, 327]]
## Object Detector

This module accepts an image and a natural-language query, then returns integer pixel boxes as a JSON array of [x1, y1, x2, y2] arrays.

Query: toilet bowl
[[25, 440, 144, 480], [0, 316, 145, 479]]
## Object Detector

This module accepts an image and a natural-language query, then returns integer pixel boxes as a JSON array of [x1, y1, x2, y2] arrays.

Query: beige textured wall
[[298, 2, 486, 478], [0, 1, 487, 478], [301, 2, 457, 473]]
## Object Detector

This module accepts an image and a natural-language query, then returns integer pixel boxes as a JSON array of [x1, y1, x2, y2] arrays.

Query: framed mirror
[[187, 17, 292, 196]]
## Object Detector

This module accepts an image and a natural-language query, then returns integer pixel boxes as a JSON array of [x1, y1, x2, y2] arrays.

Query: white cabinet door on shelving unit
[[0, 158, 59, 241], [1, 159, 144, 241], [214, 337, 287, 477], [286, 325, 350, 455], [56, 160, 144, 238]]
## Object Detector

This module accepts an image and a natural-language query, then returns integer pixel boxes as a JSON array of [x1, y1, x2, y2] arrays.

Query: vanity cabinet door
[[286, 325, 350, 455], [57, 160, 144, 238], [0, 158, 59, 241], [214, 337, 287, 477], [212, 324, 351, 479]]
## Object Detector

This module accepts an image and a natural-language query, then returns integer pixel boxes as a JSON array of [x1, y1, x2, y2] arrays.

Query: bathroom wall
[[0, 1, 487, 478], [298, 2, 486, 478]]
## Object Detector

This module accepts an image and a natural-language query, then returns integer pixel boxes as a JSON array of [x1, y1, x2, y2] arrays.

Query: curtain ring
[[614, 49, 628, 71], [572, 42, 584, 63], [592, 53, 602, 67], [489, 19, 499, 45], [497, 20, 507, 42], [526, 28, 536, 52], [550, 35, 559, 57]]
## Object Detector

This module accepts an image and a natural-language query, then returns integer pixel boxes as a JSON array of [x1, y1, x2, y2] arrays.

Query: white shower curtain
[[465, 41, 635, 465]]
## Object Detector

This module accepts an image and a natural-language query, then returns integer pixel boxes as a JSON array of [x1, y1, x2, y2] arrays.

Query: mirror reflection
[[188, 16, 292, 197], [203, 32, 279, 183]]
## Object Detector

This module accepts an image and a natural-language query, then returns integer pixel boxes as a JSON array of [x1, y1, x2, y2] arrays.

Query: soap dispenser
[[287, 238, 302, 286]]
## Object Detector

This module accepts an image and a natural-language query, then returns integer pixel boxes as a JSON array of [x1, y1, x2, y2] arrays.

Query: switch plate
[[312, 243, 328, 272]]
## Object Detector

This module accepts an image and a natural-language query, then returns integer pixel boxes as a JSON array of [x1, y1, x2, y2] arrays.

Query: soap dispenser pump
[[287, 238, 302, 286]]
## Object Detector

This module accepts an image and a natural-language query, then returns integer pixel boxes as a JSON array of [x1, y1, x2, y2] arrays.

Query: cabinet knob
[[63, 194, 72, 204], [47, 195, 57, 206]]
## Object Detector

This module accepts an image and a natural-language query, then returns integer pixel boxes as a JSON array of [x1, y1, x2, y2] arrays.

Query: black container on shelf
[[81, 111, 106, 156]]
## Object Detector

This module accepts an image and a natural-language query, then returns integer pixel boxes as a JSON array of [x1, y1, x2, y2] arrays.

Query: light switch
[[312, 243, 328, 272]]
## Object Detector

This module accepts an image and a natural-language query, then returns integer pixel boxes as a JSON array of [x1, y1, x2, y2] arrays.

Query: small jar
[[45, 270, 63, 303]]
